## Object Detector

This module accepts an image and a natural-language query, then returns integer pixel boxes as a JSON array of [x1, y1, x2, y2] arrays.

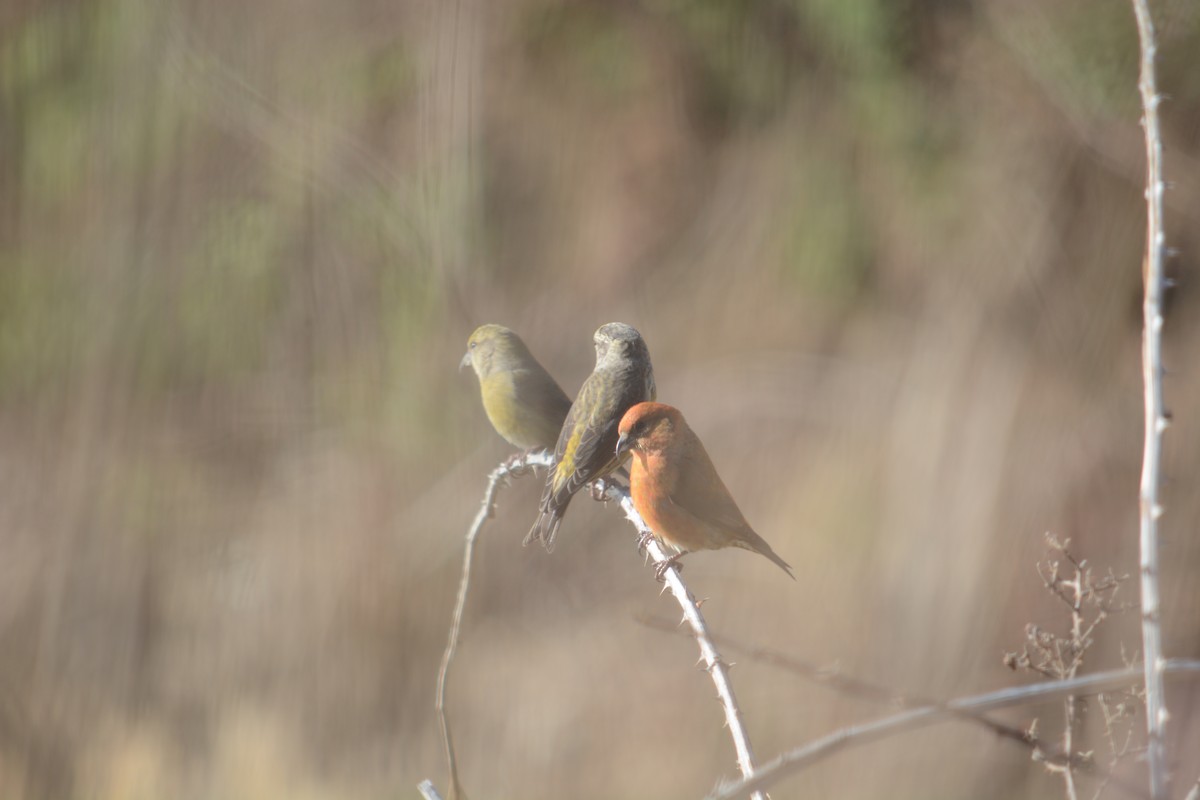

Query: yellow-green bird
[[461, 324, 572, 451], [525, 322, 656, 551]]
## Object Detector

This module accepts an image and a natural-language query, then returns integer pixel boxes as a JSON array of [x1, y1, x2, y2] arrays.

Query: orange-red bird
[[615, 402, 794, 579]]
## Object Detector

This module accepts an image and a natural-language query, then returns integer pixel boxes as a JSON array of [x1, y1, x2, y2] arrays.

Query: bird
[[615, 402, 794, 579], [525, 322, 656, 551], [461, 324, 572, 452]]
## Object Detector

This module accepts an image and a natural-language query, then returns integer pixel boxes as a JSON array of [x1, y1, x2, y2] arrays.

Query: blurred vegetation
[[1, 0, 1199, 798]]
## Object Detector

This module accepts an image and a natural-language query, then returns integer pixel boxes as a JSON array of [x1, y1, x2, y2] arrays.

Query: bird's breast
[[629, 451, 686, 541]]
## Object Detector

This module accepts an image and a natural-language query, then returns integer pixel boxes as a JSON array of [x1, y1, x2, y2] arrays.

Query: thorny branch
[[604, 481, 768, 800], [434, 450, 554, 800], [1129, 0, 1171, 797], [417, 779, 445, 800], [431, 452, 766, 800]]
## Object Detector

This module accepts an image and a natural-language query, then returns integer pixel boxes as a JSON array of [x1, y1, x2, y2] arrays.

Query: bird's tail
[[736, 531, 796, 580], [524, 509, 564, 552]]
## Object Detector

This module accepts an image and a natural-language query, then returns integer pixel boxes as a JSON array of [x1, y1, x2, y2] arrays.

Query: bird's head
[[616, 402, 681, 457], [593, 322, 651, 371], [461, 324, 530, 378]]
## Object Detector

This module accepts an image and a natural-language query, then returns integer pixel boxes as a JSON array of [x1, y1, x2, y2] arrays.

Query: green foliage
[[523, 4, 649, 100], [779, 153, 872, 302], [3, 5, 95, 210], [20, 88, 90, 208], [1054, 4, 1141, 115], [655, 0, 792, 125], [176, 199, 288, 380], [997, 4, 1141, 118], [364, 42, 417, 107], [0, 253, 84, 398], [797, 0, 899, 75]]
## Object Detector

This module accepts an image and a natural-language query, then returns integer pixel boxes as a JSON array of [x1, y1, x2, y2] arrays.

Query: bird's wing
[[670, 433, 794, 577], [548, 382, 621, 504], [670, 433, 753, 534], [512, 367, 572, 430]]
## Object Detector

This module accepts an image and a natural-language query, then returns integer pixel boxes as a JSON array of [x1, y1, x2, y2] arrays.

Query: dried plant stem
[[431, 453, 764, 800], [1056, 571, 1085, 800], [417, 779, 446, 800], [606, 483, 767, 800], [434, 451, 554, 800], [707, 662, 1200, 800], [637, 616, 1093, 774], [1130, 0, 1170, 797]]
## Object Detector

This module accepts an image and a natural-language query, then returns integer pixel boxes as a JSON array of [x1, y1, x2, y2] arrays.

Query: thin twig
[[636, 616, 1097, 774], [1060, 566, 1083, 800], [1129, 1, 1170, 798], [417, 779, 446, 800], [434, 451, 553, 800], [707, 662, 1200, 800], [432, 453, 765, 800], [604, 482, 767, 800]]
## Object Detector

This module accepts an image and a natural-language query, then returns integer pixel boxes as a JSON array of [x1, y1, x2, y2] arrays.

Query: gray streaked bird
[[525, 322, 656, 550]]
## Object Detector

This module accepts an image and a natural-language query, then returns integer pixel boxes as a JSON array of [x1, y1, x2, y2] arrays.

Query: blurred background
[[2, 0, 1200, 797]]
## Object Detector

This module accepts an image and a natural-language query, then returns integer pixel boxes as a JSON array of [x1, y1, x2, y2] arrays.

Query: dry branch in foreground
[[1129, 0, 1171, 797], [429, 451, 767, 800], [706, 661, 1200, 800]]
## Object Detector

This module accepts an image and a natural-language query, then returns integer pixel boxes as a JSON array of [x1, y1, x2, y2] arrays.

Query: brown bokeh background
[[2, 0, 1199, 797]]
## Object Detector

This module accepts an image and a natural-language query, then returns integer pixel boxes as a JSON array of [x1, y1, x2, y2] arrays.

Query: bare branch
[[431, 453, 765, 799], [418, 779, 446, 800], [604, 482, 767, 800], [637, 615, 1095, 773], [707, 663, 1200, 800], [1010, 535, 1134, 798], [434, 451, 553, 800], [1129, 1, 1170, 797]]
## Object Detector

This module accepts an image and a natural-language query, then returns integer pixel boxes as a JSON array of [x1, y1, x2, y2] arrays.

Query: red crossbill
[[461, 324, 572, 451], [525, 322, 656, 550], [615, 402, 794, 579]]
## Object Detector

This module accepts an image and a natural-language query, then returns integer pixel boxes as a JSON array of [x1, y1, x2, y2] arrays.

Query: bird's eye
[[469, 341, 477, 349]]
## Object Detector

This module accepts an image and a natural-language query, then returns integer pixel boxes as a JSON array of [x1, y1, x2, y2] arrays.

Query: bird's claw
[[502, 448, 543, 476], [589, 479, 609, 501], [654, 554, 684, 582], [501, 452, 526, 473], [636, 530, 656, 553]]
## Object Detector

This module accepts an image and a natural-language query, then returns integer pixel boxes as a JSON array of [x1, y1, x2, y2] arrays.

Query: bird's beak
[[459, 351, 472, 371], [615, 432, 631, 458]]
